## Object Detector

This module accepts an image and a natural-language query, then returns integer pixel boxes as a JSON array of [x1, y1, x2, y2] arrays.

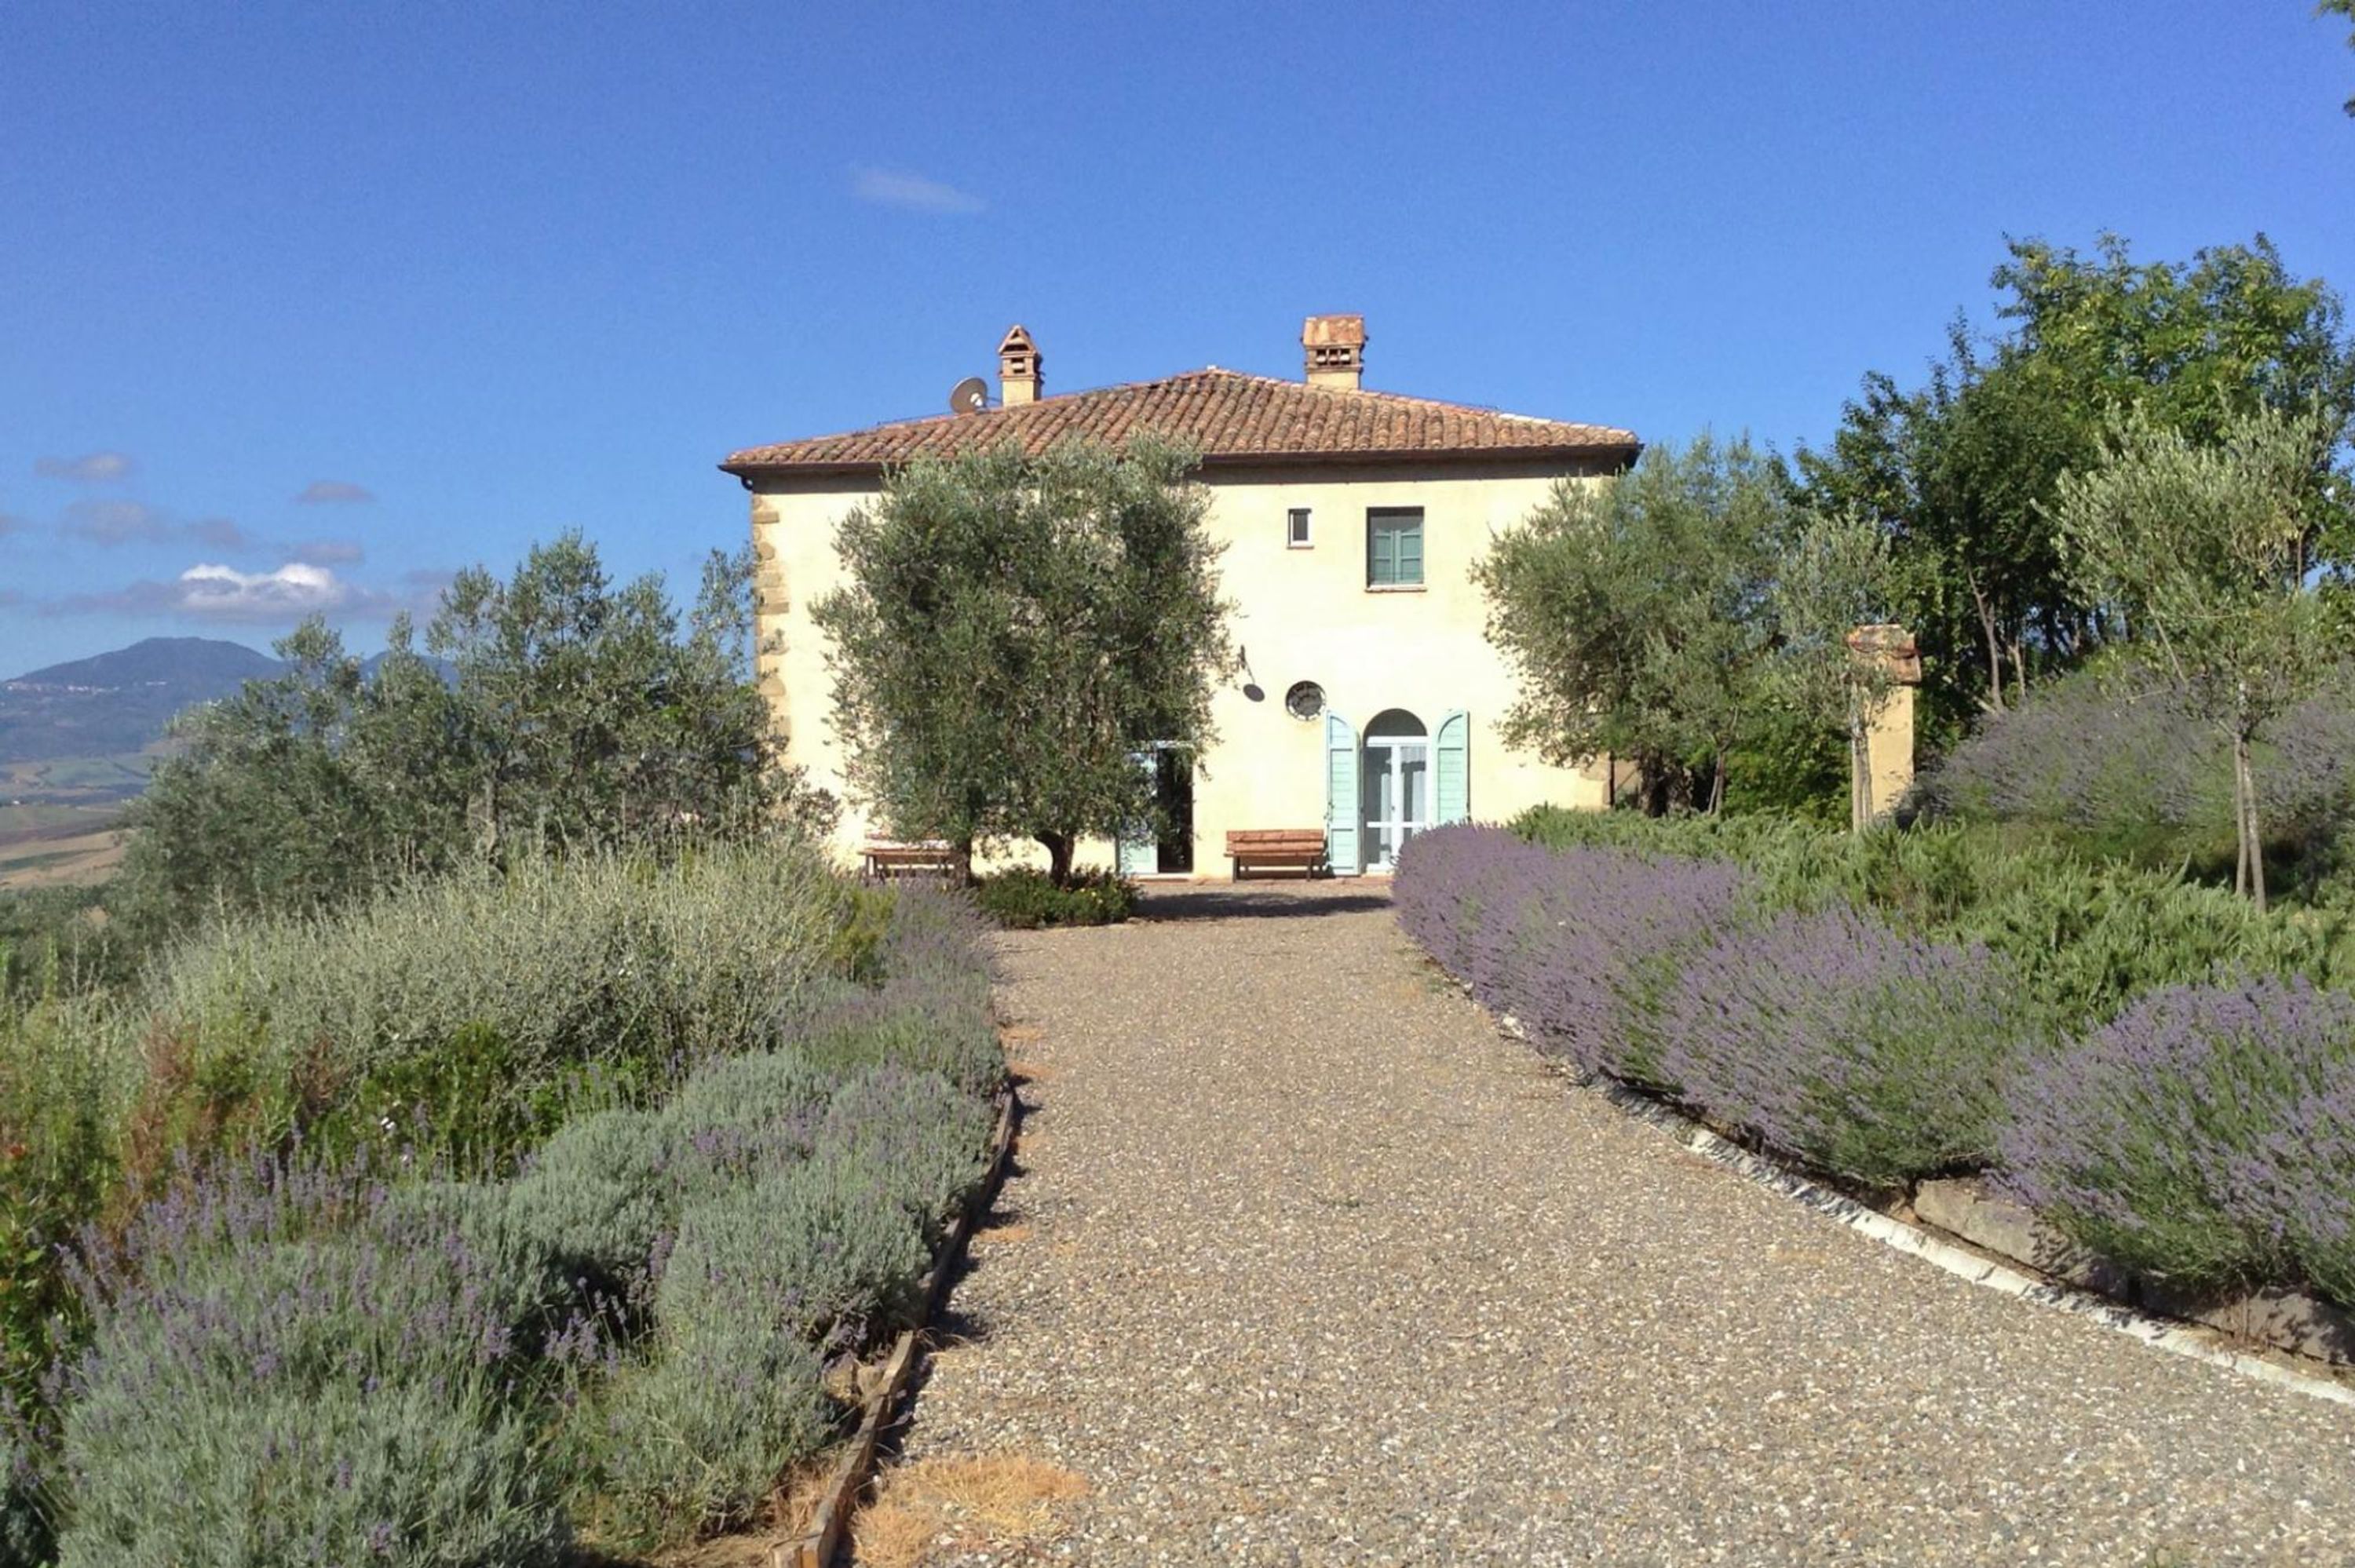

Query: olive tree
[[2053, 406, 2337, 909], [117, 534, 809, 933], [1764, 510, 1905, 832], [811, 437, 1236, 884], [1473, 434, 1793, 813]]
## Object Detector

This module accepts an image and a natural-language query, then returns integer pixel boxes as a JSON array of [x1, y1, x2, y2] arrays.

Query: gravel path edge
[[1482, 1003, 2355, 1412]]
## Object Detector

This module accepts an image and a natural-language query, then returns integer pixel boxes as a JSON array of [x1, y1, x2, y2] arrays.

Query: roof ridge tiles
[[720, 364, 1638, 476]]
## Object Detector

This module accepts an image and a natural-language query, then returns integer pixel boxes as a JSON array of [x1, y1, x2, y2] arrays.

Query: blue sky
[[3, 2, 2350, 675]]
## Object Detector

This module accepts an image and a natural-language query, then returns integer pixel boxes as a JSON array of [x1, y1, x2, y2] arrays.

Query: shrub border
[[776, 1084, 1020, 1568], [1452, 983, 2355, 1409]]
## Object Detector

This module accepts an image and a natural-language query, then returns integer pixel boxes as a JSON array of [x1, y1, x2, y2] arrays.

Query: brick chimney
[[998, 324, 1041, 407], [1302, 314, 1366, 391]]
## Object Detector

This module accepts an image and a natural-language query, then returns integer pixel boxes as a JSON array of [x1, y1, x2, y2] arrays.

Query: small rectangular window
[[1367, 507, 1424, 587], [1287, 508, 1312, 548]]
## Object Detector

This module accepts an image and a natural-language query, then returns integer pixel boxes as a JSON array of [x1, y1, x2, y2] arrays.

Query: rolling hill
[[0, 636, 283, 764]]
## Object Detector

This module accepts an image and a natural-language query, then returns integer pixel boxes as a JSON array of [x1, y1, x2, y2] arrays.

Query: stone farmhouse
[[720, 315, 1641, 877]]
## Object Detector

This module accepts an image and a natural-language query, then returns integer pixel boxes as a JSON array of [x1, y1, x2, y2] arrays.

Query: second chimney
[[998, 324, 1042, 406], [1302, 314, 1366, 391]]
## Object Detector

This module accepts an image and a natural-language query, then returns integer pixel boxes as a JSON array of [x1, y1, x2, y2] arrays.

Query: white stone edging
[[1482, 1008, 2355, 1411]]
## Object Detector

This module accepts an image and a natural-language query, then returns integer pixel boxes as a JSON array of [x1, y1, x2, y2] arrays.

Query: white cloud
[[173, 561, 356, 620], [47, 559, 446, 624], [294, 480, 375, 505], [851, 166, 984, 216], [34, 451, 135, 483]]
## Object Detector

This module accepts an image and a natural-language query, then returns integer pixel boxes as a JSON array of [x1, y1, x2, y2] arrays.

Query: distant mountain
[[0, 637, 283, 763]]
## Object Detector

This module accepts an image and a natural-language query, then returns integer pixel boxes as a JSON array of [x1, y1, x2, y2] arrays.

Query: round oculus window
[[1284, 681, 1326, 721]]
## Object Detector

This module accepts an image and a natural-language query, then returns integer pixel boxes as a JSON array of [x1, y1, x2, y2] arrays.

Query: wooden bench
[[860, 841, 958, 881], [1225, 829, 1328, 881]]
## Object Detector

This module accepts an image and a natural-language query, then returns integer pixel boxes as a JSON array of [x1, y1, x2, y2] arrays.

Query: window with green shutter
[[1367, 508, 1424, 588]]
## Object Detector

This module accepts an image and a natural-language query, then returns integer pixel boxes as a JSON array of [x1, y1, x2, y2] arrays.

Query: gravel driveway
[[884, 882, 2355, 1566]]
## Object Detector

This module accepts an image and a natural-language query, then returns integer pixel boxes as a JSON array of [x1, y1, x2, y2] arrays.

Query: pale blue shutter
[[1324, 712, 1360, 874], [1115, 750, 1156, 874], [1434, 709, 1470, 823], [1398, 516, 1424, 584]]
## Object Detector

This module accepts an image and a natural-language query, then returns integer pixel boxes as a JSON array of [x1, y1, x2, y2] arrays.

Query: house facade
[[720, 315, 1640, 877]]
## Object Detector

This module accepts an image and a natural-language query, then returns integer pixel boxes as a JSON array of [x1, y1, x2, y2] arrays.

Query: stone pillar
[[1845, 624, 1921, 827], [750, 494, 790, 750]]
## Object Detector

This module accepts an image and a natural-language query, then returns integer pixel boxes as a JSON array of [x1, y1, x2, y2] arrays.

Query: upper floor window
[[1287, 508, 1313, 549], [1367, 508, 1424, 588]]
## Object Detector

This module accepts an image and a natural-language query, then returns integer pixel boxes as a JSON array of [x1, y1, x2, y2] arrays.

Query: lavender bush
[[582, 1152, 937, 1546], [1919, 657, 2355, 879], [2000, 977, 2355, 1301], [53, 1153, 582, 1567], [816, 1065, 995, 1240], [584, 1318, 831, 1545], [1395, 825, 1747, 1083], [1512, 803, 2355, 1027], [786, 879, 1003, 1095], [658, 1158, 932, 1355], [503, 1108, 671, 1294], [1659, 908, 2037, 1184]]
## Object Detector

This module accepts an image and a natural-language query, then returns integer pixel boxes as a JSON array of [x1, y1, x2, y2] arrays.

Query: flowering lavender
[[53, 1150, 576, 1566], [579, 1149, 937, 1546], [1396, 826, 1748, 1083], [1659, 907, 2036, 1184], [816, 1066, 996, 1241], [1918, 658, 2355, 863], [1999, 976, 2355, 1302]]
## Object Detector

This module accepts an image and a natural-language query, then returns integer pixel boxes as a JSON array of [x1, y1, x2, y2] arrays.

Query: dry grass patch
[[853, 1453, 1087, 1568], [1002, 1057, 1052, 1083], [974, 1220, 1033, 1245]]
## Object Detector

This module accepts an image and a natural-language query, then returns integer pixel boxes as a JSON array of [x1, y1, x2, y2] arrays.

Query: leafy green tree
[[2053, 406, 2337, 910], [1798, 234, 2355, 732], [1765, 511, 1905, 831], [811, 438, 1236, 884], [1473, 434, 1794, 813], [2325, 0, 2355, 114], [115, 534, 812, 933]]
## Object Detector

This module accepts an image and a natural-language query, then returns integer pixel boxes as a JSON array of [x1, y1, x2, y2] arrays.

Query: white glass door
[[1361, 738, 1429, 870]]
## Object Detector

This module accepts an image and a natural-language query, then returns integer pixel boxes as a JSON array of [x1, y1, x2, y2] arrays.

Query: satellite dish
[[948, 376, 991, 415]]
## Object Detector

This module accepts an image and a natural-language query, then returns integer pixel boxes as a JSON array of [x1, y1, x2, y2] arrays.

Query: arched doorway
[[1360, 709, 1429, 870]]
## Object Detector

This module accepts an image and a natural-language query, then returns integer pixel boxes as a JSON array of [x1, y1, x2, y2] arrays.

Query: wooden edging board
[[773, 1085, 1020, 1568]]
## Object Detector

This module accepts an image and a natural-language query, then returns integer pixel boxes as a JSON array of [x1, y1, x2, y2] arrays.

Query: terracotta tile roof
[[720, 369, 1639, 478]]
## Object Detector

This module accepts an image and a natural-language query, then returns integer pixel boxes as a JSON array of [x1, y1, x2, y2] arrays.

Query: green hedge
[[974, 868, 1137, 928]]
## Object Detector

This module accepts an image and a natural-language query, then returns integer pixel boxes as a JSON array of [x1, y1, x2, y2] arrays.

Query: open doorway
[[1117, 743, 1195, 875], [1153, 746, 1194, 873]]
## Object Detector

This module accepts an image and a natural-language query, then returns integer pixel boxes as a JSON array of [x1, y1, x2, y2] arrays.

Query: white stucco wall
[[748, 457, 1611, 876]]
